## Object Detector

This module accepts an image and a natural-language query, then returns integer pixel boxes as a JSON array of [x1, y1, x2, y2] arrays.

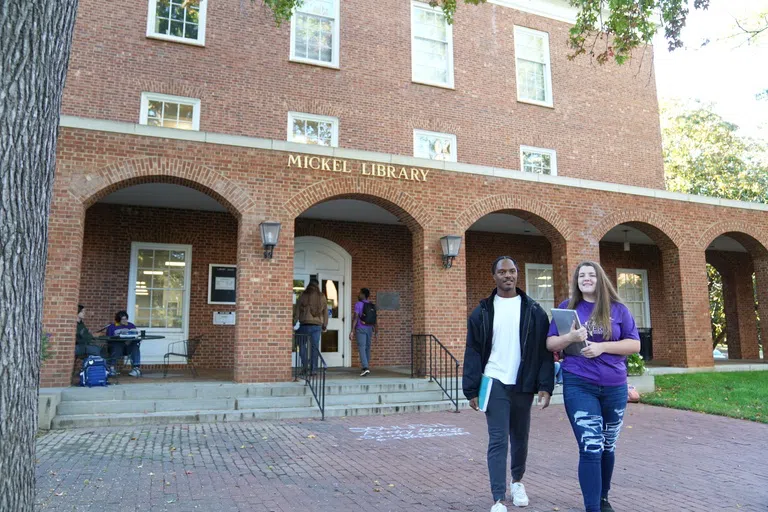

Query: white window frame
[[146, 0, 207, 47], [413, 129, 458, 162], [289, 0, 341, 69], [525, 263, 554, 318], [139, 92, 201, 131], [514, 25, 553, 107], [287, 112, 339, 147], [410, 1, 455, 89], [616, 268, 651, 328], [520, 145, 557, 176]]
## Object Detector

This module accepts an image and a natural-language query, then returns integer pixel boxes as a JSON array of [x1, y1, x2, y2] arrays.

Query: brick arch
[[698, 221, 768, 258], [589, 209, 684, 250], [454, 194, 573, 243], [282, 176, 432, 232], [71, 157, 259, 218]]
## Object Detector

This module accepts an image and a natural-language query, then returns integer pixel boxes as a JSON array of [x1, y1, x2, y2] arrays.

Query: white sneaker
[[128, 368, 141, 377], [510, 482, 529, 507], [491, 501, 508, 512]]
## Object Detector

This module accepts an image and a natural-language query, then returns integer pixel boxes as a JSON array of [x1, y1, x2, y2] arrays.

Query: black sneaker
[[600, 498, 614, 512], [360, 368, 370, 377]]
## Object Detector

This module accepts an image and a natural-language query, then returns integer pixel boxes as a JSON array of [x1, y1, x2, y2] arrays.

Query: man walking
[[463, 256, 554, 511]]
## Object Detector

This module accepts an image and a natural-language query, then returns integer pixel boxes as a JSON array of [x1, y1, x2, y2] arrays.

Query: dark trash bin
[[637, 327, 653, 361]]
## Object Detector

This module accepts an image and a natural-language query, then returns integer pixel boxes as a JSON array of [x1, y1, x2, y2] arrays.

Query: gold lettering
[[288, 154, 303, 168], [387, 166, 396, 179], [410, 168, 420, 181], [343, 160, 350, 173], [362, 163, 371, 175], [376, 164, 387, 177], [308, 157, 320, 170], [333, 159, 342, 172], [419, 169, 430, 182], [321, 158, 332, 171], [398, 168, 409, 180]]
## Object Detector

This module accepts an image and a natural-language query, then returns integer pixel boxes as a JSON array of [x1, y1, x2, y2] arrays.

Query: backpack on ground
[[80, 355, 109, 387], [361, 302, 377, 326]]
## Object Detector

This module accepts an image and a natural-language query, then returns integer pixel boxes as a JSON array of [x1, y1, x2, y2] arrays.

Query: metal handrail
[[293, 333, 327, 420], [411, 334, 460, 412]]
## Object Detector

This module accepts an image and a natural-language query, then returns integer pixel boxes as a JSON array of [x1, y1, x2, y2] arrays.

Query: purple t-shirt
[[107, 322, 137, 337], [354, 300, 372, 330], [547, 300, 639, 386]]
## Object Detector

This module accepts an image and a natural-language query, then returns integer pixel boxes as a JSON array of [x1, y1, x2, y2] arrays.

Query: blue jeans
[[554, 361, 563, 384], [562, 371, 628, 512], [485, 379, 533, 502], [108, 340, 141, 368], [356, 327, 373, 369], [298, 324, 322, 372]]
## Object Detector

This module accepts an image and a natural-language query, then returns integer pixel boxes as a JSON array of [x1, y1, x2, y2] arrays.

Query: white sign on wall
[[213, 311, 236, 325]]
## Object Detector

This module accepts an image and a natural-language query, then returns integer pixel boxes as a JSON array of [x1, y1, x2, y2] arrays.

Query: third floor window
[[290, 0, 341, 68], [146, 0, 207, 46], [514, 26, 553, 107], [411, 2, 454, 88]]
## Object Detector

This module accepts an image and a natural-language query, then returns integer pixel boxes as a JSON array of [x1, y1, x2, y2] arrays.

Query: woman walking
[[294, 279, 328, 374], [546, 261, 640, 512]]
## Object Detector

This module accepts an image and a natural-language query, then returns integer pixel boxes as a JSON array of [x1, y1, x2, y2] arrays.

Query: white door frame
[[127, 242, 193, 364], [294, 236, 352, 367]]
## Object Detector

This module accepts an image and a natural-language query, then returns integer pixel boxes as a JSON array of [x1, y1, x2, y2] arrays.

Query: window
[[287, 112, 339, 147], [411, 2, 454, 88], [140, 93, 201, 130], [514, 26, 553, 106], [525, 264, 554, 318], [413, 130, 457, 162], [616, 269, 651, 329], [146, 0, 207, 46], [520, 146, 556, 175], [290, 0, 340, 68]]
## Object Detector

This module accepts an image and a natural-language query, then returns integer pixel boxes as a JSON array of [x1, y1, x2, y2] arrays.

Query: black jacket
[[462, 288, 554, 400]]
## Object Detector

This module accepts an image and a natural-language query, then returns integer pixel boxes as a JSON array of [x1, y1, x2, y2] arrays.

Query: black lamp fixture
[[260, 221, 281, 259], [623, 229, 630, 252], [440, 235, 462, 269]]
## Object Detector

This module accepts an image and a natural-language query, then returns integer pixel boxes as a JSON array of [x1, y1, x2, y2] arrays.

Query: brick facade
[[40, 0, 768, 387]]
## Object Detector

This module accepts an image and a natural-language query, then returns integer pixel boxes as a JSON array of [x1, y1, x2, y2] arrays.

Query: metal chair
[[163, 336, 202, 378]]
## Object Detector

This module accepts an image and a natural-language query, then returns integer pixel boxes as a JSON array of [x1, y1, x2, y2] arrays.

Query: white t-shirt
[[484, 294, 522, 385]]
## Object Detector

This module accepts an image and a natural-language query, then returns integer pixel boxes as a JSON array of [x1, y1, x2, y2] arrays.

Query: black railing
[[411, 334, 460, 412], [292, 333, 327, 420]]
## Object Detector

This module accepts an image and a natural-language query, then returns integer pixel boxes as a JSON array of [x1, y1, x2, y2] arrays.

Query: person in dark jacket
[[75, 305, 105, 358], [463, 256, 554, 512]]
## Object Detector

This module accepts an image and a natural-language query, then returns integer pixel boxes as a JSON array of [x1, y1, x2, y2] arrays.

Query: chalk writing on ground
[[349, 424, 470, 442]]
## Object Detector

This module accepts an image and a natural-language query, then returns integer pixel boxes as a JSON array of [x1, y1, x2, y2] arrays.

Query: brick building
[[41, 0, 768, 387]]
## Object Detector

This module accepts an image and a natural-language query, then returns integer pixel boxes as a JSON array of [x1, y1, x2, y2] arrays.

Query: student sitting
[[107, 310, 142, 377], [75, 305, 105, 358]]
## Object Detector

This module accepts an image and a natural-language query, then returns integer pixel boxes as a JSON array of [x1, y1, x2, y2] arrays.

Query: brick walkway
[[35, 404, 766, 512]]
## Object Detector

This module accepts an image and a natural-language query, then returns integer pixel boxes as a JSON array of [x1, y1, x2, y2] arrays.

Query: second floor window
[[147, 0, 207, 46], [514, 26, 552, 107], [411, 2, 454, 88], [140, 93, 201, 130], [288, 112, 339, 147], [520, 146, 557, 175], [413, 130, 457, 162], [290, 0, 340, 67]]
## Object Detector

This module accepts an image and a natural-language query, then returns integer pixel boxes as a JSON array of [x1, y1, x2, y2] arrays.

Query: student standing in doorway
[[463, 256, 554, 511], [350, 288, 377, 376], [294, 279, 328, 374]]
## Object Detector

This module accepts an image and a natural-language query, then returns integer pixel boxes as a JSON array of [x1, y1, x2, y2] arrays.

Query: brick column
[[754, 255, 768, 360], [660, 248, 713, 367], [721, 258, 760, 359], [233, 213, 293, 383], [40, 197, 85, 388]]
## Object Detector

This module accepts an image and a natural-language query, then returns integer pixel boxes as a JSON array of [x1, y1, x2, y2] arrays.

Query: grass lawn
[[641, 371, 768, 423]]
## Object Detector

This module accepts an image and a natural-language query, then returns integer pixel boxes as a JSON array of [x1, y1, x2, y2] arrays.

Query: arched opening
[[705, 232, 767, 362], [79, 180, 239, 380], [292, 196, 422, 373], [598, 222, 680, 365], [464, 210, 568, 318]]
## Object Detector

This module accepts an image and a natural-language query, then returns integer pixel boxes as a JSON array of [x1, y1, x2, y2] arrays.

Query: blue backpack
[[80, 356, 109, 387]]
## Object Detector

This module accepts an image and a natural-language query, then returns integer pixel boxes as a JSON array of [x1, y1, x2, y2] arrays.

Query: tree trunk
[[0, 2, 79, 510]]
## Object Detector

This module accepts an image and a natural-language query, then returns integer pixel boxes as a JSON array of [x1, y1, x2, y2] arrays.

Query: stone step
[[57, 398, 237, 416], [50, 399, 467, 429]]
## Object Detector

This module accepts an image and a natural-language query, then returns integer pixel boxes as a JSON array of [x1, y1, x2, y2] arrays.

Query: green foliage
[[642, 372, 768, 423], [41, 332, 51, 362], [708, 264, 725, 349], [626, 353, 646, 376]]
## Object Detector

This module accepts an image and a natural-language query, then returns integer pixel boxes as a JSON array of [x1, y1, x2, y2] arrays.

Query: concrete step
[[324, 390, 447, 406], [50, 399, 467, 429], [57, 398, 236, 415]]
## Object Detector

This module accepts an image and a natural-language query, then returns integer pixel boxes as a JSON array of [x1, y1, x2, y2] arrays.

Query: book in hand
[[478, 374, 493, 412], [551, 308, 588, 356]]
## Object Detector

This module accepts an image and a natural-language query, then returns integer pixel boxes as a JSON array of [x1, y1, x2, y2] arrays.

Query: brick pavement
[[35, 404, 767, 512]]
